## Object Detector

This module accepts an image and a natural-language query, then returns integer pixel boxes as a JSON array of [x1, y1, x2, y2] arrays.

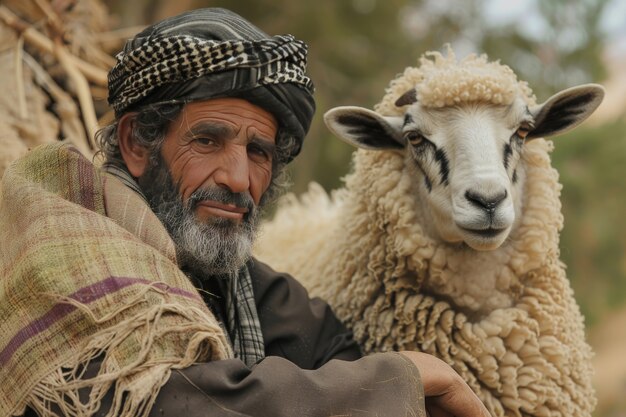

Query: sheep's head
[[324, 49, 604, 251]]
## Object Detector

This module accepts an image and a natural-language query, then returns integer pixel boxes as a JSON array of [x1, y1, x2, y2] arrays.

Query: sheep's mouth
[[461, 227, 506, 238]]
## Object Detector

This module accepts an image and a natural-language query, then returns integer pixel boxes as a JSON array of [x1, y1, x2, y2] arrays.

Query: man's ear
[[323, 106, 405, 150], [527, 83, 605, 140], [117, 112, 150, 178]]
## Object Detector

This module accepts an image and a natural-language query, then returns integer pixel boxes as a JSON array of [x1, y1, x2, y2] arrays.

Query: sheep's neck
[[376, 202, 521, 314]]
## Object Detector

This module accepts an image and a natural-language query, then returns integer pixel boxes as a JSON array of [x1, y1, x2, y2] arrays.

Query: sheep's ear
[[323, 106, 404, 150], [527, 83, 605, 140]]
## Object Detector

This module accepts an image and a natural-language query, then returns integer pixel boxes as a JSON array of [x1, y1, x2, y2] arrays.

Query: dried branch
[[55, 40, 98, 150], [83, 42, 116, 67], [23, 52, 92, 157], [33, 0, 65, 37], [95, 25, 145, 53], [97, 109, 114, 127], [15, 35, 28, 119], [0, 5, 108, 86], [51, 0, 78, 16]]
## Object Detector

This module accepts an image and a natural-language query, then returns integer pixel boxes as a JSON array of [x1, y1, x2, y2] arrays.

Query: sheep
[[254, 47, 604, 417]]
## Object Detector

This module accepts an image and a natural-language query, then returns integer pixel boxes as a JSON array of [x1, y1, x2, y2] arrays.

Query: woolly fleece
[[255, 48, 594, 417]]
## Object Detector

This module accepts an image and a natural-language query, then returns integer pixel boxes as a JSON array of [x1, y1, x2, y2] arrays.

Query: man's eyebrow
[[183, 122, 233, 139]]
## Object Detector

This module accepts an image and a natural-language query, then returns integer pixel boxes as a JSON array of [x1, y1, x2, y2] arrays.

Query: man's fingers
[[432, 387, 491, 417], [426, 402, 454, 417], [400, 351, 491, 417]]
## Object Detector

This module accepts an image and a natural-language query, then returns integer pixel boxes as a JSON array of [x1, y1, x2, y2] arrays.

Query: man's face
[[139, 98, 278, 275], [162, 97, 277, 214]]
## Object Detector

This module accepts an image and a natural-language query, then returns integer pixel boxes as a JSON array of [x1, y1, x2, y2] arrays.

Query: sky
[[483, 0, 626, 56]]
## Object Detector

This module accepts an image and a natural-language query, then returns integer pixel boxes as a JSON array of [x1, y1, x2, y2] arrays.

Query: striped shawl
[[0, 143, 231, 417]]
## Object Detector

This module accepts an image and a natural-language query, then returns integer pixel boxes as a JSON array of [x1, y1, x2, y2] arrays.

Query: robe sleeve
[[148, 353, 425, 417]]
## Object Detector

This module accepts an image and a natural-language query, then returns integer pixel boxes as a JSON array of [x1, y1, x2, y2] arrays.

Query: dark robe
[[23, 260, 425, 417]]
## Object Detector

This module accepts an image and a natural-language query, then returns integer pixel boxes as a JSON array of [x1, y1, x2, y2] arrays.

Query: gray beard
[[138, 159, 260, 277]]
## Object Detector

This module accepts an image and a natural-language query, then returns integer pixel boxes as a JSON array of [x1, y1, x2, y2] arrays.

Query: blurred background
[[107, 0, 626, 415], [2, 0, 624, 415]]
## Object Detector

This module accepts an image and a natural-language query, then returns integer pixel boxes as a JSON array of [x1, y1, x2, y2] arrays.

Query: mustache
[[187, 187, 256, 213]]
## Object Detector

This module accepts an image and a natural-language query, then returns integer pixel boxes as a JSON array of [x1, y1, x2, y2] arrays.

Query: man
[[1, 8, 489, 417]]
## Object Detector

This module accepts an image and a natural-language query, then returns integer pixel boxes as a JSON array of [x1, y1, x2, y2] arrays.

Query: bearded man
[[0, 8, 488, 417]]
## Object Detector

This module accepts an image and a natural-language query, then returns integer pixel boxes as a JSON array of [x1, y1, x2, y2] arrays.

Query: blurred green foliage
[[553, 118, 626, 326], [108, 0, 625, 325]]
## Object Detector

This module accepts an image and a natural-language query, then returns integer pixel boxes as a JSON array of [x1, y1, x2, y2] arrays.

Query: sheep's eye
[[404, 130, 425, 146], [515, 124, 532, 140]]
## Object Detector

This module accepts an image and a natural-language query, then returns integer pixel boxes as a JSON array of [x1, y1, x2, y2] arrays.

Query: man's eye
[[248, 144, 271, 161], [195, 137, 217, 146]]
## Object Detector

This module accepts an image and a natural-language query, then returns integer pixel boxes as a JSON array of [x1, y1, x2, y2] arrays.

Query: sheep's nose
[[465, 189, 507, 212]]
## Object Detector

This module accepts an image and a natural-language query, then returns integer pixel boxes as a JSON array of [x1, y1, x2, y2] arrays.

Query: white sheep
[[255, 48, 604, 417]]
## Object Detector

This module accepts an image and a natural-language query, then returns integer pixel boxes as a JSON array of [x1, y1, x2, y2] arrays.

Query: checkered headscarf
[[108, 8, 315, 162]]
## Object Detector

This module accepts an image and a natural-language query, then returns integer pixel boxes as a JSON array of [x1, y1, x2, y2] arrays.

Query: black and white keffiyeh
[[108, 34, 312, 115], [107, 8, 316, 162]]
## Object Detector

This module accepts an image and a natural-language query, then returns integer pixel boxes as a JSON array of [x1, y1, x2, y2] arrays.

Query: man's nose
[[213, 149, 251, 194]]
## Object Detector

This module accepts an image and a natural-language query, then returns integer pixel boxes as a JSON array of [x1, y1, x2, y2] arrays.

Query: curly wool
[[379, 45, 536, 111], [255, 49, 594, 417]]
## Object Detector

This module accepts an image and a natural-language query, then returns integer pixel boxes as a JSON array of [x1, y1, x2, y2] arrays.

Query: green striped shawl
[[0, 143, 231, 417]]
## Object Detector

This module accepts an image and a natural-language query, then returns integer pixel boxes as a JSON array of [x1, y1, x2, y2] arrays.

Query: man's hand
[[400, 351, 491, 417]]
